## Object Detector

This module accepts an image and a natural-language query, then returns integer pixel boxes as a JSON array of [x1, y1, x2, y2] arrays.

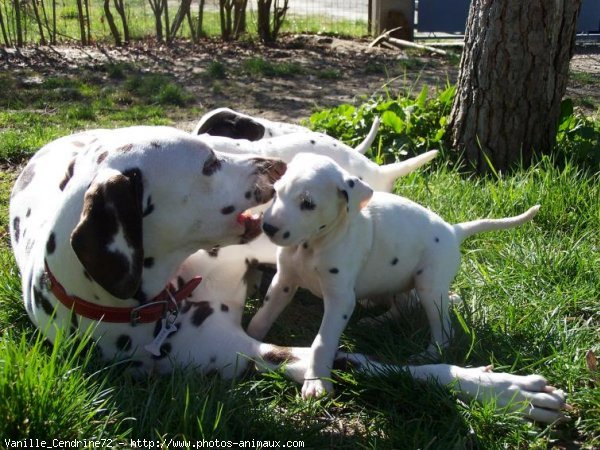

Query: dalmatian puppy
[[8, 129, 567, 423], [185, 118, 437, 309], [249, 153, 543, 400]]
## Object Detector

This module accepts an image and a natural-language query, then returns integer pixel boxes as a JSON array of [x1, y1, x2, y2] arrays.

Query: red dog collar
[[44, 261, 202, 325]]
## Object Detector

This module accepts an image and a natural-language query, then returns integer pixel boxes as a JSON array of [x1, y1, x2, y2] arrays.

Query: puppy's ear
[[71, 168, 144, 299], [338, 177, 373, 214]]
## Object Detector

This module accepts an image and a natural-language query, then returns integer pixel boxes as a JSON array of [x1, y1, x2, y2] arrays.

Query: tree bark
[[148, 0, 165, 41], [103, 0, 122, 46], [113, 0, 129, 44], [75, 0, 87, 45], [448, 0, 582, 173]]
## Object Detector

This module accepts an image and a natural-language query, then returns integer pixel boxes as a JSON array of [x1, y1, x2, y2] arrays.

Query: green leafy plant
[[555, 99, 600, 168], [309, 84, 455, 163]]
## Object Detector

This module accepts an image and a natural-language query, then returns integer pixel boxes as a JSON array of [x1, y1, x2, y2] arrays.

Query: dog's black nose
[[262, 223, 279, 237]]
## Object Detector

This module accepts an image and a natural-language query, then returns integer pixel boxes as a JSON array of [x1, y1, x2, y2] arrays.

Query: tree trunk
[[448, 0, 582, 173], [0, 2, 11, 46], [113, 0, 129, 44], [13, 0, 23, 47], [75, 0, 87, 45], [103, 0, 122, 46], [31, 0, 47, 45], [148, 0, 165, 41]]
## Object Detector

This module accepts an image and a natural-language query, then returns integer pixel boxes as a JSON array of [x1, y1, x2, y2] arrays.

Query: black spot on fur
[[12, 217, 20, 243], [202, 154, 222, 176], [302, 242, 309, 249], [245, 191, 252, 199], [143, 257, 154, 268], [348, 179, 355, 188], [133, 289, 147, 304], [180, 300, 192, 314], [209, 355, 217, 363], [26, 208, 31, 217], [340, 189, 349, 204], [191, 301, 214, 327], [97, 151, 108, 164], [343, 314, 348, 320], [24, 273, 34, 313], [319, 225, 326, 230], [116, 143, 134, 152], [282, 231, 290, 239], [310, 139, 316, 145], [33, 286, 54, 315], [221, 205, 235, 215], [150, 141, 161, 148], [116, 334, 132, 352], [208, 246, 220, 257], [143, 196, 155, 217], [83, 270, 91, 280], [329, 268, 339, 274], [220, 303, 229, 312], [262, 346, 298, 365], [416, 269, 423, 276], [283, 286, 290, 293], [264, 295, 270, 302], [59, 159, 76, 191], [435, 237, 440, 243], [46, 233, 56, 254], [391, 257, 398, 266], [12, 162, 36, 197]]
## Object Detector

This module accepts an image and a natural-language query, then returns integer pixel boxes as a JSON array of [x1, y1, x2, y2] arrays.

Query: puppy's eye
[[202, 154, 222, 176], [300, 198, 316, 211]]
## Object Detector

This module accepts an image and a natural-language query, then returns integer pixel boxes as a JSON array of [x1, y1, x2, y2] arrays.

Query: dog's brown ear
[[71, 168, 144, 299], [338, 177, 373, 215]]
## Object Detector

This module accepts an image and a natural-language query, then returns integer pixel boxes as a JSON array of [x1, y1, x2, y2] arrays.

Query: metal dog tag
[[144, 318, 177, 356]]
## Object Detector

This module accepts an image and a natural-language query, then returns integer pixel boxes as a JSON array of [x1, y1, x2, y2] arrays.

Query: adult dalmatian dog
[[248, 153, 566, 420], [9, 125, 567, 424]]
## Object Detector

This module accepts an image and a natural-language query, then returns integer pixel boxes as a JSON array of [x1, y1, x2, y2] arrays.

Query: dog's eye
[[300, 198, 316, 211]]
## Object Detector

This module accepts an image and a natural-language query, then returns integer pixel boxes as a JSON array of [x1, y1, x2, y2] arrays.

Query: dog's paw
[[301, 378, 333, 399], [455, 366, 570, 423]]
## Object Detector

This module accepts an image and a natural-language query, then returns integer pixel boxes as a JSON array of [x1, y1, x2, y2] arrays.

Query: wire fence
[[0, 0, 372, 47], [201, 0, 371, 36]]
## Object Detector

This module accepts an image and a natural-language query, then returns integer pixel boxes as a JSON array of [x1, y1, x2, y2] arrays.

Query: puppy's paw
[[301, 378, 333, 399]]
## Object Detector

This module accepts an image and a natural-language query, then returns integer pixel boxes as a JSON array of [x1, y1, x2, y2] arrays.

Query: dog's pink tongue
[[237, 210, 262, 240]]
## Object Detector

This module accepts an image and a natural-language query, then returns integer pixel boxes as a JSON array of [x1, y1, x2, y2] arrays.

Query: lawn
[[0, 57, 598, 449]]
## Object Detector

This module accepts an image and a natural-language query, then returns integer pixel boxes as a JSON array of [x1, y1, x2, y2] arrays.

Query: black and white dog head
[[193, 107, 310, 140], [63, 127, 285, 299], [261, 153, 373, 247]]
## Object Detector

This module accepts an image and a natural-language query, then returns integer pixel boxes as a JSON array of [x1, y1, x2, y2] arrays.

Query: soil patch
[[1, 35, 598, 130]]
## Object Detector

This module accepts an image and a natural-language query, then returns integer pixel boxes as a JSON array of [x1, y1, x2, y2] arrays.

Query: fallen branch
[[369, 27, 450, 56]]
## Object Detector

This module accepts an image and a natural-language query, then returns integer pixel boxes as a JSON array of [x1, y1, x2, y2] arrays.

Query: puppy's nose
[[262, 223, 279, 237]]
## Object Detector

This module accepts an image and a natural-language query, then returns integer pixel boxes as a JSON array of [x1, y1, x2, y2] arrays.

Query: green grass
[[0, 67, 598, 446]]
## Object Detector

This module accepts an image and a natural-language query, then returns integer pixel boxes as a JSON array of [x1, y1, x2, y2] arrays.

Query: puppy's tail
[[453, 205, 540, 243], [354, 117, 381, 154]]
